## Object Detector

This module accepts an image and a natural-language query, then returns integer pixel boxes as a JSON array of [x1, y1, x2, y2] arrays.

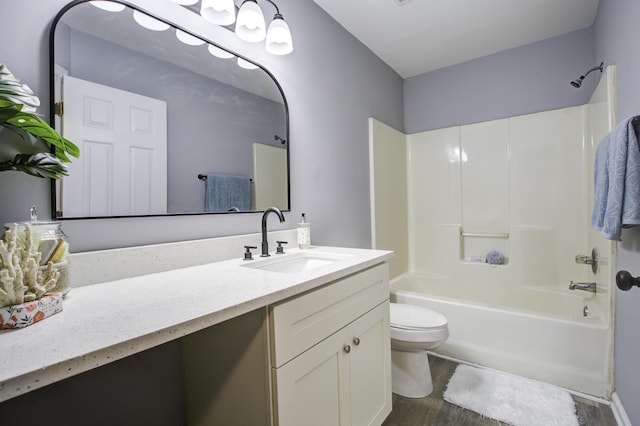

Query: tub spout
[[569, 281, 596, 293]]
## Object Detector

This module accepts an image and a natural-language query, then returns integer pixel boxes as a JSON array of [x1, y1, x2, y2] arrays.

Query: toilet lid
[[390, 303, 447, 330]]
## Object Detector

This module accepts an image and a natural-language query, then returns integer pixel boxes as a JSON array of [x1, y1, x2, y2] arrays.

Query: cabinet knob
[[353, 337, 360, 346], [343, 345, 351, 354]]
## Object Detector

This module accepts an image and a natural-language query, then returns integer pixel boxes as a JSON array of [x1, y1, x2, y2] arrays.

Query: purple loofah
[[486, 250, 504, 265]]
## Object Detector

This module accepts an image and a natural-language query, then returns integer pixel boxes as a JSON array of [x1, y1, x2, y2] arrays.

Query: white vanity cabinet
[[269, 263, 392, 426]]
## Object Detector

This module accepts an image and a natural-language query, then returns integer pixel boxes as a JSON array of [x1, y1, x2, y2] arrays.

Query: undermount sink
[[243, 251, 354, 274]]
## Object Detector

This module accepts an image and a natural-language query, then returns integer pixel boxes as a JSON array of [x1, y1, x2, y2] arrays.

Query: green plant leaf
[[0, 64, 39, 112], [0, 99, 22, 124], [6, 113, 80, 161], [0, 63, 79, 180], [0, 152, 69, 179]]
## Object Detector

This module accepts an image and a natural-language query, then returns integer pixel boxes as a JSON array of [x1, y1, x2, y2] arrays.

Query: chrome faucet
[[261, 207, 285, 257], [569, 281, 596, 293]]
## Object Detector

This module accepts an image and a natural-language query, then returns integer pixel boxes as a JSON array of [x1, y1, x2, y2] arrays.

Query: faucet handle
[[243, 245, 257, 261], [276, 241, 288, 254]]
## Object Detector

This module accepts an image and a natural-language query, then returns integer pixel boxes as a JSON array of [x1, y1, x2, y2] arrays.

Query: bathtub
[[390, 272, 613, 398]]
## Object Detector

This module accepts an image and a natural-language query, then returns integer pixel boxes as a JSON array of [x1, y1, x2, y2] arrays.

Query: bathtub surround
[[443, 364, 579, 426], [371, 65, 616, 398], [368, 118, 408, 277]]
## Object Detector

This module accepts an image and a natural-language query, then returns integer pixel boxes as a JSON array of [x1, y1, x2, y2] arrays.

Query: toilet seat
[[390, 303, 447, 330], [389, 303, 449, 344]]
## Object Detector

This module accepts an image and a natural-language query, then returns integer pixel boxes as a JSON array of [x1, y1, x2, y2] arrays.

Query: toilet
[[389, 302, 449, 398]]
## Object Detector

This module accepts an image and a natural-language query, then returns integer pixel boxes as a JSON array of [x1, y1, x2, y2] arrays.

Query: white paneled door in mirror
[[61, 75, 167, 217]]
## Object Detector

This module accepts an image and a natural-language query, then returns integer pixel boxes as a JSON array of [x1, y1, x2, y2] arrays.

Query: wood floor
[[382, 356, 617, 426]]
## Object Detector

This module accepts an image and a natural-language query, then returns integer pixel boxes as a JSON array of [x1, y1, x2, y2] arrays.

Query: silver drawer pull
[[353, 337, 360, 346], [343, 345, 351, 354]]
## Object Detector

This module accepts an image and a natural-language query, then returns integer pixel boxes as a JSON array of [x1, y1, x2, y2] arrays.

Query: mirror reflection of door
[[253, 143, 288, 211], [60, 75, 167, 217]]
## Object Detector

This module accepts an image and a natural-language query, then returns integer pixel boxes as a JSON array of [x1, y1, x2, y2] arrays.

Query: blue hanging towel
[[591, 116, 640, 240], [204, 174, 251, 212]]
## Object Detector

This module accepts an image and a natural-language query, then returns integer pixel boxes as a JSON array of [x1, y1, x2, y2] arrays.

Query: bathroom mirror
[[50, 0, 289, 218]]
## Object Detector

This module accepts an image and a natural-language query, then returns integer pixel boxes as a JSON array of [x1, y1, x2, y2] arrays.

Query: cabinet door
[[273, 329, 351, 426], [348, 302, 392, 426]]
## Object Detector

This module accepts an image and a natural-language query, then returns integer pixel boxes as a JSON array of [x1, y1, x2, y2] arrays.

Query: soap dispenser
[[297, 213, 311, 249]]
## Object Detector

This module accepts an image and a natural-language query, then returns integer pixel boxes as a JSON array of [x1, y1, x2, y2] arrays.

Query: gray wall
[[0, 0, 403, 252], [404, 27, 595, 133], [594, 0, 640, 423]]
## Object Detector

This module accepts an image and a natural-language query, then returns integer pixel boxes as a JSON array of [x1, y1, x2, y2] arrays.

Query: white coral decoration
[[0, 223, 59, 307]]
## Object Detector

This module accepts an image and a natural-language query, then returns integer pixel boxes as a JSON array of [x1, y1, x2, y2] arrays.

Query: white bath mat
[[443, 364, 579, 426]]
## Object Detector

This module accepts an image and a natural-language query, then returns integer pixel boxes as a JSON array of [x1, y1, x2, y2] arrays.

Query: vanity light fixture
[[200, 0, 236, 26], [89, 1, 125, 12], [236, 0, 293, 54], [265, 12, 293, 55], [173, 0, 293, 55], [133, 10, 171, 31], [235, 0, 266, 42]]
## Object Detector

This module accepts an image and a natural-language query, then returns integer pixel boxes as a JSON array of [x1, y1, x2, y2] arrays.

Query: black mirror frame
[[49, 0, 290, 220]]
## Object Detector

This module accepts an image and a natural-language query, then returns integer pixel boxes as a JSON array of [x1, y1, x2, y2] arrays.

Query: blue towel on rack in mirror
[[204, 174, 251, 212], [591, 116, 640, 240]]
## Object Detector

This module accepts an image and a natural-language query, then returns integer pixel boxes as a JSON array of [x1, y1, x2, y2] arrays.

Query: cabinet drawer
[[270, 263, 389, 368]]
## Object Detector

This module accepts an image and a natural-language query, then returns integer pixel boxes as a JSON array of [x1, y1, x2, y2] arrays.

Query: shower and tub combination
[[370, 66, 616, 398]]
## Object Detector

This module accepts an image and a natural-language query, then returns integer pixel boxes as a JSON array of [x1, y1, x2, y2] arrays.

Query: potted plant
[[0, 63, 77, 328], [0, 63, 79, 179]]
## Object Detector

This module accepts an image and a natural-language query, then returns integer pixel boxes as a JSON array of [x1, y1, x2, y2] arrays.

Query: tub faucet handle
[[575, 255, 594, 264], [575, 248, 599, 273]]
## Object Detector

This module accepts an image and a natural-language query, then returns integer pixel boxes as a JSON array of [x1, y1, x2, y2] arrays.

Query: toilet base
[[391, 349, 433, 398]]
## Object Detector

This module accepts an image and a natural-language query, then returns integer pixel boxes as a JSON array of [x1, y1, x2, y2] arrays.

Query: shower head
[[570, 62, 604, 88]]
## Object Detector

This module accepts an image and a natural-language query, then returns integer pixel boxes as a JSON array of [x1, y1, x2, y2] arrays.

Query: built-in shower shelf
[[461, 232, 509, 238], [460, 229, 510, 266]]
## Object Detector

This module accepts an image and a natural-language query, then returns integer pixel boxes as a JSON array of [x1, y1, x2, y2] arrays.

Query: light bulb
[[235, 0, 266, 43], [237, 58, 259, 70], [208, 44, 234, 59], [133, 10, 170, 31], [201, 0, 236, 26], [265, 14, 293, 55], [89, 1, 126, 12], [176, 29, 205, 46]]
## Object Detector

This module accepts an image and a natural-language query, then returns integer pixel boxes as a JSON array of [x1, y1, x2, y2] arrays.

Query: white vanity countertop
[[0, 246, 392, 402]]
